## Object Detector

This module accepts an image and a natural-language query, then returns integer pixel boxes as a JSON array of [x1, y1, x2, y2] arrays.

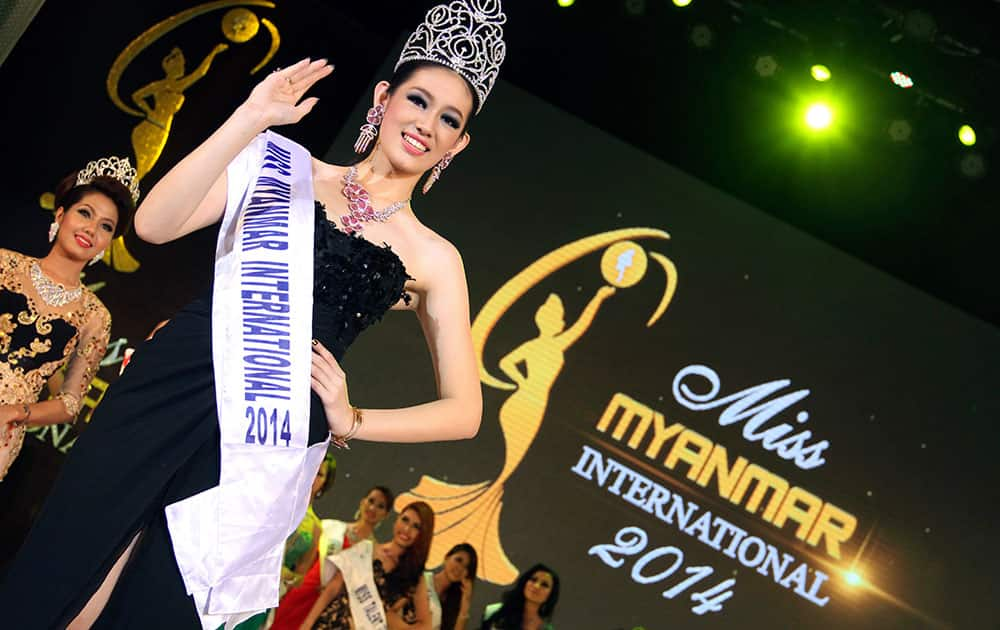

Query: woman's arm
[[454, 576, 474, 630], [387, 578, 432, 630], [133, 58, 332, 244], [291, 522, 322, 578], [311, 241, 482, 442], [11, 302, 113, 428], [299, 572, 343, 630], [0, 399, 71, 429]]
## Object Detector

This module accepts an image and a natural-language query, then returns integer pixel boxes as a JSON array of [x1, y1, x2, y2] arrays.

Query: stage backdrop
[[314, 54, 1000, 630], [2, 3, 998, 629]]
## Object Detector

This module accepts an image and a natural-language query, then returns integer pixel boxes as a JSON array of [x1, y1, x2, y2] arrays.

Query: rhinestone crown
[[75, 156, 140, 203], [395, 0, 507, 114]]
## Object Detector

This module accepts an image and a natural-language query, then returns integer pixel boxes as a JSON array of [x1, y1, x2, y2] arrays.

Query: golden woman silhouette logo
[[99, 1, 281, 271], [396, 229, 678, 584], [128, 43, 230, 184]]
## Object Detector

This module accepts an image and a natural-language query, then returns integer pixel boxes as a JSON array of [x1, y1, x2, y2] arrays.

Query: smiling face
[[443, 550, 472, 583], [53, 191, 118, 265], [523, 570, 555, 606], [373, 64, 474, 175], [392, 507, 423, 548], [359, 488, 390, 526]]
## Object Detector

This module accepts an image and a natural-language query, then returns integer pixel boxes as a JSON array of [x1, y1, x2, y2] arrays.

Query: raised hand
[[459, 575, 474, 607], [310, 340, 352, 436], [244, 58, 334, 128]]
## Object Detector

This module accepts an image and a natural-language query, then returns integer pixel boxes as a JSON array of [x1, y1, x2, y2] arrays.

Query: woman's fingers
[[291, 97, 320, 121], [292, 68, 332, 103], [311, 353, 341, 388], [289, 59, 333, 94], [310, 375, 332, 398], [277, 57, 312, 81]]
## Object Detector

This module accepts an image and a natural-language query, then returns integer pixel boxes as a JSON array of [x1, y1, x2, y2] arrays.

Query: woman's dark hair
[[368, 485, 394, 509], [480, 564, 560, 629], [53, 171, 135, 237], [383, 501, 435, 602], [439, 543, 479, 630]]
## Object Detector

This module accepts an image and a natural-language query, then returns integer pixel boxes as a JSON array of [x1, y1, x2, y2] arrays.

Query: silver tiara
[[395, 0, 507, 114], [75, 156, 140, 203]]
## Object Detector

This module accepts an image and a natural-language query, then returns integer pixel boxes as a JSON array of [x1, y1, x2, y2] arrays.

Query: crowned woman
[[0, 2, 506, 628], [0, 157, 137, 481]]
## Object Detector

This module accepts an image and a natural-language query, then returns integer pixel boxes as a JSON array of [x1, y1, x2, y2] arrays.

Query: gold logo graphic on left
[[397, 229, 678, 584], [40, 1, 281, 272]]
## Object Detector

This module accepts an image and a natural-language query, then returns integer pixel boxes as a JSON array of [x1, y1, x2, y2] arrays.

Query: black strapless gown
[[0, 205, 410, 629]]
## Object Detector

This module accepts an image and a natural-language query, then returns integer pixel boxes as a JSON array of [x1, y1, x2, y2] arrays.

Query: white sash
[[330, 540, 389, 630], [319, 519, 349, 586], [164, 131, 329, 630], [424, 571, 442, 630]]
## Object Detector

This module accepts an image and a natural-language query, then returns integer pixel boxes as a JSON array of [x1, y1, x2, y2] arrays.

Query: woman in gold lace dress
[[0, 157, 137, 481]]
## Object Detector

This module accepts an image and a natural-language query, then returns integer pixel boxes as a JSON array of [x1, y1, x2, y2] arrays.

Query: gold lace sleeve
[[57, 295, 111, 419]]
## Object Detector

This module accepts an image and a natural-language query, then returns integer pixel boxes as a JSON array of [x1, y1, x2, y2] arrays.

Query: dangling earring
[[89, 250, 105, 266], [422, 152, 453, 194], [354, 104, 385, 154], [48, 221, 59, 243]]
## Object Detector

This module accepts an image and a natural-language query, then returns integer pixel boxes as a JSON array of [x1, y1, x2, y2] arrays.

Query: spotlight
[[844, 571, 863, 587], [690, 24, 714, 49], [672, 0, 693, 6], [810, 64, 832, 82], [958, 125, 976, 146], [887, 119, 912, 143], [804, 103, 833, 130], [754, 55, 778, 77], [557, 0, 575, 6], [890, 71, 914, 88]]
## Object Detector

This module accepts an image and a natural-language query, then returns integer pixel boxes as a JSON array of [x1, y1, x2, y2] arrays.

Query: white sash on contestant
[[319, 518, 349, 585], [329, 540, 389, 630], [424, 570, 443, 630], [164, 131, 329, 630]]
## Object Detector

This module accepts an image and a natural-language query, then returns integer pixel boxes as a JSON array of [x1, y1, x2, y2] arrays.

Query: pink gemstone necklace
[[339, 166, 410, 235]]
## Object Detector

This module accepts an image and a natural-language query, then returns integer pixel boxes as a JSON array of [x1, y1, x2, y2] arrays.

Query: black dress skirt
[[0, 205, 410, 629]]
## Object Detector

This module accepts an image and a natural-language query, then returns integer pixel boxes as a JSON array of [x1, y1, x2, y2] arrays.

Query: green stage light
[[557, 0, 575, 6], [810, 64, 832, 82], [958, 125, 976, 146], [804, 103, 833, 130], [673, 0, 693, 6]]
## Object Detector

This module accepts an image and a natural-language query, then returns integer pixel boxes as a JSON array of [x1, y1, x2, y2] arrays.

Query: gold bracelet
[[330, 406, 363, 450]]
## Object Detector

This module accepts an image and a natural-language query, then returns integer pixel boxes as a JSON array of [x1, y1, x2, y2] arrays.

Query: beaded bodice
[[311, 203, 411, 360], [0, 249, 110, 407], [0, 249, 110, 480]]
